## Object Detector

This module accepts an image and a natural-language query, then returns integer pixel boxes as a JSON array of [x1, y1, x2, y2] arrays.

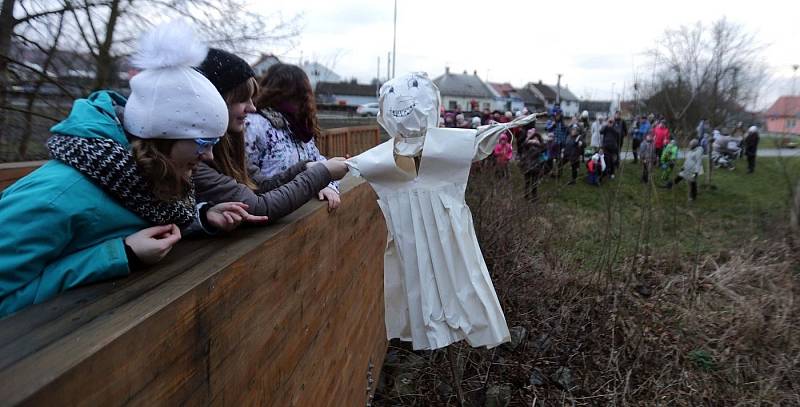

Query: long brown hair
[[254, 63, 321, 141], [212, 76, 258, 189], [131, 138, 192, 200]]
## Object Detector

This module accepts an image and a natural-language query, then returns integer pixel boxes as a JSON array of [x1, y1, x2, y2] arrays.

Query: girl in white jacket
[[670, 139, 704, 200]]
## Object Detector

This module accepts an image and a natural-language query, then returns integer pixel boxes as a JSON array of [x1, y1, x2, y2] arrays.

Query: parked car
[[356, 103, 379, 117]]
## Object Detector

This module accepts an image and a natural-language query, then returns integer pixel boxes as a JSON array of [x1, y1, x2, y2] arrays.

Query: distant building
[[301, 61, 341, 90], [515, 87, 546, 112], [252, 53, 282, 78], [433, 68, 494, 112], [527, 81, 558, 111], [487, 82, 524, 113], [315, 80, 377, 107], [525, 80, 580, 117], [579, 100, 612, 120], [557, 87, 580, 118], [764, 96, 800, 135]]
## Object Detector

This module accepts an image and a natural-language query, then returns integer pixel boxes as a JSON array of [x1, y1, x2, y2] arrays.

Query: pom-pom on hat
[[124, 20, 228, 140]]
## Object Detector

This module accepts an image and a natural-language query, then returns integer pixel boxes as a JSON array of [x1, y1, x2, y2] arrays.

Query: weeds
[[374, 157, 800, 406]]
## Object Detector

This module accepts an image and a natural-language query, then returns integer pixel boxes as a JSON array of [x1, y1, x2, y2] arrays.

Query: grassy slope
[[528, 156, 799, 271]]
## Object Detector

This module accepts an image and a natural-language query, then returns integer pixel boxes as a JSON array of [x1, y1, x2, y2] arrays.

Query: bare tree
[[1, 0, 302, 160], [642, 18, 768, 137]]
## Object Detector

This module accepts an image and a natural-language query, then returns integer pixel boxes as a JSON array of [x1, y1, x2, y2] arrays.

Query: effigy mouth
[[390, 103, 415, 118], [389, 97, 416, 118]]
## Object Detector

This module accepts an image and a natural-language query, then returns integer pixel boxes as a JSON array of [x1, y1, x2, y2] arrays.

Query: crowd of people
[[466, 105, 762, 202], [0, 22, 351, 317]]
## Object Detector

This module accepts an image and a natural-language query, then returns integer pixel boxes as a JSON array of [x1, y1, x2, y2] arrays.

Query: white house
[[558, 87, 580, 118], [433, 68, 494, 112], [301, 61, 341, 90], [252, 54, 281, 78], [527, 80, 580, 117], [315, 80, 378, 107], [487, 82, 525, 113]]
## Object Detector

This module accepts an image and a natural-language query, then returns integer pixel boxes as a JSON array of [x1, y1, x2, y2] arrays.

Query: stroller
[[711, 133, 741, 170]]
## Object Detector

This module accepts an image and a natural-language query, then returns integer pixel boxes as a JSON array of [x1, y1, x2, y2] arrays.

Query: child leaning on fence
[[192, 49, 349, 220], [0, 21, 267, 317], [245, 64, 343, 211]]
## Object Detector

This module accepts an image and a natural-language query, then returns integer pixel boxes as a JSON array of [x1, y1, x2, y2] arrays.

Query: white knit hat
[[124, 20, 228, 140]]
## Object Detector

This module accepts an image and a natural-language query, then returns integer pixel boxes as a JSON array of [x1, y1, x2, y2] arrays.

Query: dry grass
[[374, 161, 800, 406]]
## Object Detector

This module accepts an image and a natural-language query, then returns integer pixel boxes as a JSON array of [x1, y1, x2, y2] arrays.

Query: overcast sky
[[251, 0, 799, 108]]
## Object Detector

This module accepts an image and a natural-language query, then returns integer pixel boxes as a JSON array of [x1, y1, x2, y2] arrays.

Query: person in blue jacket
[[0, 21, 265, 318]]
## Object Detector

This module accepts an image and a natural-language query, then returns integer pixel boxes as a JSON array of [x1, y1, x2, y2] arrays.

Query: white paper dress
[[348, 127, 510, 350]]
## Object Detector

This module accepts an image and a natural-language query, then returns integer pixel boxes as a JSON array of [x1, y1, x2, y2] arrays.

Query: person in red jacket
[[653, 120, 670, 158], [492, 133, 514, 177]]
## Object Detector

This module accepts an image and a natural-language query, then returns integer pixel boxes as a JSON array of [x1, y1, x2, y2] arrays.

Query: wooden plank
[[0, 161, 45, 191], [318, 125, 380, 158], [0, 176, 388, 406]]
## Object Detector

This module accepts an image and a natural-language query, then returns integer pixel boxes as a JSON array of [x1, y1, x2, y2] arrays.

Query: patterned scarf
[[47, 135, 196, 227]]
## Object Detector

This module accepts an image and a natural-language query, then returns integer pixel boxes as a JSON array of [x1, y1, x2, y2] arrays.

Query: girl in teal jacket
[[0, 21, 265, 318]]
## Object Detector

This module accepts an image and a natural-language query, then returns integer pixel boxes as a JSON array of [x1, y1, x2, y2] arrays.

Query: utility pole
[[377, 56, 381, 95], [611, 82, 616, 114], [556, 74, 562, 104], [392, 0, 397, 78], [792, 64, 799, 96], [387, 52, 391, 81], [733, 66, 739, 126]]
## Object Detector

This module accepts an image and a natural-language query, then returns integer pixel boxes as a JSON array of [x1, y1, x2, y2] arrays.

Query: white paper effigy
[[346, 73, 542, 350]]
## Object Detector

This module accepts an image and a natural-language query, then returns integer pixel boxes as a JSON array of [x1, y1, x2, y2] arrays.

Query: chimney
[[463, 70, 468, 75], [445, 66, 450, 74], [473, 70, 478, 76], [538, 79, 542, 84]]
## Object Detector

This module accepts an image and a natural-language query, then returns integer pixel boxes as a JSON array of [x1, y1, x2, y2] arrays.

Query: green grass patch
[[518, 156, 799, 269]]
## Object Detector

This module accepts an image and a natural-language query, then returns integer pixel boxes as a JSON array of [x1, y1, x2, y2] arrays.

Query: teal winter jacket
[[0, 91, 149, 317]]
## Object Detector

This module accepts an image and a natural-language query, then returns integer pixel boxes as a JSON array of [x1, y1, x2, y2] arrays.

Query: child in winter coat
[[670, 139, 704, 200], [653, 120, 670, 158], [519, 131, 547, 199], [587, 148, 607, 186], [246, 63, 346, 211], [0, 22, 266, 317], [492, 133, 514, 176], [563, 125, 584, 184], [659, 139, 679, 186], [638, 133, 657, 183], [194, 51, 349, 218], [632, 116, 650, 163]]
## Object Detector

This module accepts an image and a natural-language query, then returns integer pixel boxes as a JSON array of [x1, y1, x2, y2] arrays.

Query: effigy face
[[377, 72, 441, 157]]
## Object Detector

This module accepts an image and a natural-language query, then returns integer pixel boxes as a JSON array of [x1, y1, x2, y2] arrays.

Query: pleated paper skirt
[[377, 183, 510, 350]]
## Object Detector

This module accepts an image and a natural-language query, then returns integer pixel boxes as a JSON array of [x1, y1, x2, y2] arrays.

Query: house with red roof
[[764, 96, 800, 135]]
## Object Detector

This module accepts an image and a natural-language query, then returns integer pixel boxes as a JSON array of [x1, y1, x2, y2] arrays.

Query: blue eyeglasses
[[195, 137, 220, 155]]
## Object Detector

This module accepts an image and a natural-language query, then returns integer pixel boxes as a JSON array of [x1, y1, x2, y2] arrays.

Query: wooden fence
[[0, 160, 46, 191], [318, 125, 381, 158], [0, 172, 388, 405]]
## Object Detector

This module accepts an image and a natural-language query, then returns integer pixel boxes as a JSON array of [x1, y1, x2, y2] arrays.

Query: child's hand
[[207, 202, 268, 232]]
